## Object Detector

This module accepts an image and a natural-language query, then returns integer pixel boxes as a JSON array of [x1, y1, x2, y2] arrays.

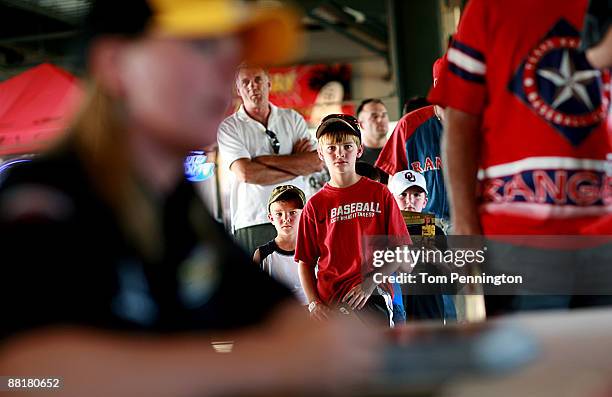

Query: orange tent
[[0, 63, 82, 156]]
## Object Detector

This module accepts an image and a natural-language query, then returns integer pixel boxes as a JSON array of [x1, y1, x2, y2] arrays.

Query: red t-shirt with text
[[295, 177, 410, 305]]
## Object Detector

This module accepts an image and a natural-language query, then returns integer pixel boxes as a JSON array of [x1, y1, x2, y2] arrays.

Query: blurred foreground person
[[428, 0, 612, 314], [583, 0, 612, 70], [583, 0, 612, 234], [0, 1, 380, 396], [429, 0, 610, 237]]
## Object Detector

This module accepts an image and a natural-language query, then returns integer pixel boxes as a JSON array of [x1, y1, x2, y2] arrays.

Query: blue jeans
[[443, 295, 457, 321], [391, 282, 406, 325]]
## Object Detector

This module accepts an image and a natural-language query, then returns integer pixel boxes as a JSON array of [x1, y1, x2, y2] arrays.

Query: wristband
[[308, 300, 321, 313]]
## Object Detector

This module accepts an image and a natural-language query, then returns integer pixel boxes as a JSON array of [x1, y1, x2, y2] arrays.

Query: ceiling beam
[[0, 0, 80, 25], [308, 2, 388, 58], [0, 30, 78, 45]]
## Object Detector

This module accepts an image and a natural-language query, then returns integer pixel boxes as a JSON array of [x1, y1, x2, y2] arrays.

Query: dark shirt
[[403, 224, 451, 322], [360, 146, 388, 183], [360, 146, 383, 166], [581, 0, 612, 49], [0, 146, 291, 339]]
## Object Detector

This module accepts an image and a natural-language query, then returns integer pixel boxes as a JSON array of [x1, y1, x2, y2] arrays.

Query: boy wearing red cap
[[296, 114, 410, 327]]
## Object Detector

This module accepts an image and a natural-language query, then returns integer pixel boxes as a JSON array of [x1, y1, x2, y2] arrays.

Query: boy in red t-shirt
[[295, 114, 410, 327]]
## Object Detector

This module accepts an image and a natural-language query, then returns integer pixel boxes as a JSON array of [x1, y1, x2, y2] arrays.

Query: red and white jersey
[[295, 177, 409, 305], [428, 0, 612, 235]]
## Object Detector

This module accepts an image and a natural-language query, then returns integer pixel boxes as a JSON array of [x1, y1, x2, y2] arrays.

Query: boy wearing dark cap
[[296, 114, 410, 327], [254, 185, 308, 305]]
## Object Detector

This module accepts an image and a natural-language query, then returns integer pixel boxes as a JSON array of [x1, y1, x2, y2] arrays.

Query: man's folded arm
[[230, 158, 297, 185], [252, 152, 324, 176]]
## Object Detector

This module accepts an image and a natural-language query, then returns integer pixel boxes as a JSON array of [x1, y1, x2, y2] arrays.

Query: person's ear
[[267, 213, 274, 223], [88, 37, 129, 98], [317, 146, 324, 161], [356, 143, 364, 158], [235, 75, 242, 96]]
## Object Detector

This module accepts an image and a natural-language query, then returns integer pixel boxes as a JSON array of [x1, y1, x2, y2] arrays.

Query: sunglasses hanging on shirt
[[265, 129, 281, 154]]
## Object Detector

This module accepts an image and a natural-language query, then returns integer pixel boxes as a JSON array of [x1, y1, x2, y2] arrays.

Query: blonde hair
[[317, 132, 361, 146], [68, 81, 162, 261]]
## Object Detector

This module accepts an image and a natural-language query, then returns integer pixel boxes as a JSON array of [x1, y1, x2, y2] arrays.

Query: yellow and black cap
[[81, 0, 302, 66]]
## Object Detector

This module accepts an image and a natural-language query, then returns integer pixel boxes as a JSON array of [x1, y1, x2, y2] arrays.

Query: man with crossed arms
[[218, 65, 323, 256]]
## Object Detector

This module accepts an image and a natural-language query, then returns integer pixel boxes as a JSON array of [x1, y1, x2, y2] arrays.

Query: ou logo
[[405, 172, 416, 182]]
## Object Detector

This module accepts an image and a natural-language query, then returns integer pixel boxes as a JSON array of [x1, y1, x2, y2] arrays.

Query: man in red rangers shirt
[[428, 0, 612, 314], [429, 0, 611, 237], [296, 114, 410, 327], [583, 0, 612, 234]]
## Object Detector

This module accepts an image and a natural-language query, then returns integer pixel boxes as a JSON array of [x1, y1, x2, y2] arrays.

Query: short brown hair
[[356, 98, 385, 118], [318, 131, 361, 146]]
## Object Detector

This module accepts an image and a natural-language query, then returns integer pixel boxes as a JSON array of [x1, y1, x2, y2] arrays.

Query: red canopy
[[0, 63, 82, 156]]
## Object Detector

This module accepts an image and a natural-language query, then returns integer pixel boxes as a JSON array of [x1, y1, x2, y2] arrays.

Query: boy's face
[[268, 200, 302, 236], [394, 186, 428, 212], [318, 139, 363, 174]]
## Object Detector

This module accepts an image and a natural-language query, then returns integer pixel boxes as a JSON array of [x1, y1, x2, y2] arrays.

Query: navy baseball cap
[[315, 114, 362, 143]]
